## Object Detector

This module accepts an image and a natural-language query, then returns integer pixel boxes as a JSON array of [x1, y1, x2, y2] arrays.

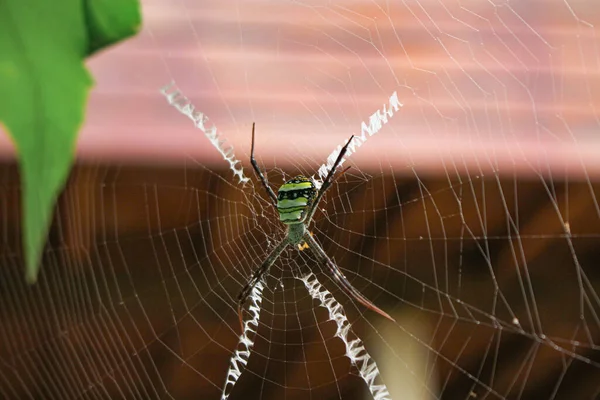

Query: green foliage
[[0, 0, 141, 283]]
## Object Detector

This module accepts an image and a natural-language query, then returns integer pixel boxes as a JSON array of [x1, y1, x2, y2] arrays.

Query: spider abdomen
[[277, 175, 317, 224]]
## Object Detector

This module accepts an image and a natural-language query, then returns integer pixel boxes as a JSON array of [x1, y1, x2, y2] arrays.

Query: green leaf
[[84, 0, 142, 55], [0, 0, 141, 283]]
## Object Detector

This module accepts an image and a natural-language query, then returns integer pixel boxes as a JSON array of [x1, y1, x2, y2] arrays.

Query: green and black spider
[[236, 123, 394, 331]]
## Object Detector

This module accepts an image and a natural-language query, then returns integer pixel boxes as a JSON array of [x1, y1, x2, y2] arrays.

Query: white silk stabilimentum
[[160, 81, 250, 184], [220, 273, 392, 400], [220, 281, 264, 400], [213, 88, 399, 399], [300, 273, 392, 400], [315, 91, 402, 187]]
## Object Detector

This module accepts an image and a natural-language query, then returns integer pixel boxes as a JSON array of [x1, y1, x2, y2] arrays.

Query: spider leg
[[237, 238, 289, 333], [304, 233, 394, 322], [250, 122, 278, 207], [305, 135, 355, 225]]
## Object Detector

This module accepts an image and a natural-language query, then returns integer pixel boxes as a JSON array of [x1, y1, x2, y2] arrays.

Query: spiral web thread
[[2, 1, 600, 398]]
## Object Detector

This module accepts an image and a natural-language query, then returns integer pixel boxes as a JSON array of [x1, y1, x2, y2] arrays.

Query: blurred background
[[1, 0, 600, 399]]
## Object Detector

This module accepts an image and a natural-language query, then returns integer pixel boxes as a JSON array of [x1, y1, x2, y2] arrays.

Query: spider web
[[1, 0, 600, 399]]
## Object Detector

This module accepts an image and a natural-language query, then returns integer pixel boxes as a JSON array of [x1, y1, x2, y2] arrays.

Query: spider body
[[286, 221, 306, 246], [277, 175, 317, 225], [238, 123, 394, 332]]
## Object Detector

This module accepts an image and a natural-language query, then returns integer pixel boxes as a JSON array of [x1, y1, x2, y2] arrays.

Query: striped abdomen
[[277, 175, 317, 224]]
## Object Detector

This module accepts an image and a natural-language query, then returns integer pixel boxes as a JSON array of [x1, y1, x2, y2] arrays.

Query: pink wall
[[2, 0, 600, 177]]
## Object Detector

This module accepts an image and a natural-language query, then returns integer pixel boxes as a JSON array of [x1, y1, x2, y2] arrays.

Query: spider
[[236, 123, 394, 331]]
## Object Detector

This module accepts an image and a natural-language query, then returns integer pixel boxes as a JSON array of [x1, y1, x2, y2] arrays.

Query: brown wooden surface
[[1, 162, 599, 399]]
